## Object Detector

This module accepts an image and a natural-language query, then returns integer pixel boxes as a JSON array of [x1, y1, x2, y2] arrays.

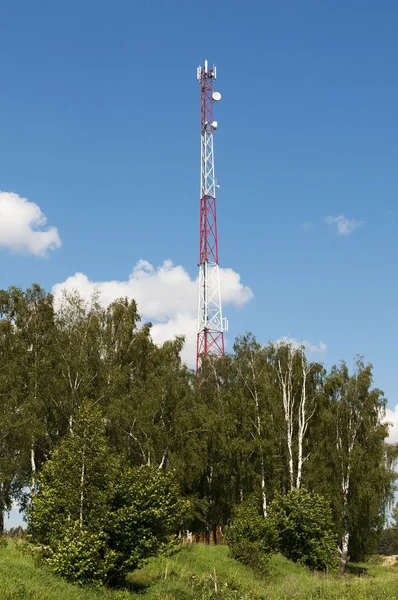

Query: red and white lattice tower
[[196, 60, 228, 372]]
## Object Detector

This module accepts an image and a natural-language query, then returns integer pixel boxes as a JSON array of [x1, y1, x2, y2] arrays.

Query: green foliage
[[225, 495, 278, 572], [306, 358, 395, 565], [29, 401, 115, 547], [0, 284, 395, 581], [226, 490, 337, 573], [107, 464, 187, 576], [378, 527, 398, 555], [28, 404, 185, 585], [269, 488, 338, 571], [45, 521, 116, 586], [380, 502, 398, 555]]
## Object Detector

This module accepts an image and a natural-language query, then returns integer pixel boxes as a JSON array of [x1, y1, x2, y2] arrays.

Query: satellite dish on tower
[[212, 91, 222, 102]]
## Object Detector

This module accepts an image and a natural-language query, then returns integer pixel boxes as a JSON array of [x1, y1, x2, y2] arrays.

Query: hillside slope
[[128, 544, 398, 599], [1, 541, 398, 599]]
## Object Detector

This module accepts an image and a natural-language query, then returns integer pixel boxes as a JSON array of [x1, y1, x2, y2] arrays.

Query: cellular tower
[[196, 60, 228, 372]]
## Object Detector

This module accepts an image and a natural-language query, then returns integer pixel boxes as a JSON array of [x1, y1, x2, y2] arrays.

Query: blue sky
[[1, 2, 398, 529]]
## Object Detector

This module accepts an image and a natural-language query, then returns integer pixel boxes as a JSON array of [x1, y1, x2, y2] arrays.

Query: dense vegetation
[[0, 284, 397, 589]]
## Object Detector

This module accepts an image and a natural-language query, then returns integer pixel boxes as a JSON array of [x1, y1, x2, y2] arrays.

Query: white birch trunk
[[296, 350, 315, 489], [277, 348, 295, 490], [241, 351, 268, 515], [30, 444, 36, 496], [158, 449, 167, 470], [79, 448, 85, 529], [337, 411, 357, 576], [339, 471, 350, 575], [252, 358, 267, 515], [340, 530, 350, 575], [260, 456, 267, 517]]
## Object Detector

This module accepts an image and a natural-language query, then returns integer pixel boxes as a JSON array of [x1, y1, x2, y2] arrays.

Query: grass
[[128, 544, 398, 600], [128, 542, 268, 598], [0, 541, 129, 600], [1, 539, 398, 599]]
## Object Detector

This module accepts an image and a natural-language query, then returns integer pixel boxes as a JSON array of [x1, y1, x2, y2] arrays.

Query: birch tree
[[54, 291, 105, 434], [275, 342, 296, 491], [28, 401, 114, 545], [274, 342, 320, 491], [0, 288, 36, 531], [6, 285, 59, 495], [296, 348, 320, 488], [194, 354, 237, 541], [325, 358, 392, 573], [109, 335, 194, 470], [233, 335, 279, 517]]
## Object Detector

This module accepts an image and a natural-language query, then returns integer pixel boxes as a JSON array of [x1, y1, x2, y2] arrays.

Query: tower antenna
[[196, 60, 227, 372]]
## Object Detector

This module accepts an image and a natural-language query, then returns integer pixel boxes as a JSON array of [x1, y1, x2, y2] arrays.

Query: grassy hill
[[0, 541, 128, 600], [1, 540, 398, 599]]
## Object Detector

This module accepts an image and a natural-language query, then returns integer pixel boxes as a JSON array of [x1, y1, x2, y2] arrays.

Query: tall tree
[[54, 291, 105, 434], [5, 285, 59, 495], [0, 289, 24, 534], [232, 335, 281, 516], [323, 358, 394, 572], [273, 341, 321, 491]]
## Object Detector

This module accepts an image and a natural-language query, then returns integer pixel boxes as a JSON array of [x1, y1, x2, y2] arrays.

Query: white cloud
[[325, 214, 363, 236], [275, 336, 327, 355], [0, 191, 61, 256], [52, 260, 253, 366], [383, 403, 398, 444]]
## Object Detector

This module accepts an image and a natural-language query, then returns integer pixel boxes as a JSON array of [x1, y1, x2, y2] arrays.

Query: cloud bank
[[275, 336, 327, 355], [325, 214, 363, 236], [52, 260, 253, 365], [0, 192, 61, 256]]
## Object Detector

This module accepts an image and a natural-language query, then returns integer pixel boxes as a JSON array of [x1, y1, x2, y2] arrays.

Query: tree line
[[0, 283, 396, 574]]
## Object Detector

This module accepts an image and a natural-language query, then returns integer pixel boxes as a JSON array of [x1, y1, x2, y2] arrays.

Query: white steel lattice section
[[201, 132, 216, 198], [197, 261, 226, 333]]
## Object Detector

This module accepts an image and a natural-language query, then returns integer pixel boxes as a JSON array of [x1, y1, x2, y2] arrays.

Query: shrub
[[28, 403, 186, 585], [268, 488, 338, 571], [106, 465, 187, 577], [225, 495, 278, 572], [45, 521, 116, 585]]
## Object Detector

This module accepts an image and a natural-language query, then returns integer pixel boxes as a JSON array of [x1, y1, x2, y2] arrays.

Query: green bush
[[45, 521, 116, 585], [269, 488, 338, 571], [28, 403, 186, 585], [225, 495, 278, 572], [106, 465, 187, 577], [226, 489, 337, 573]]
